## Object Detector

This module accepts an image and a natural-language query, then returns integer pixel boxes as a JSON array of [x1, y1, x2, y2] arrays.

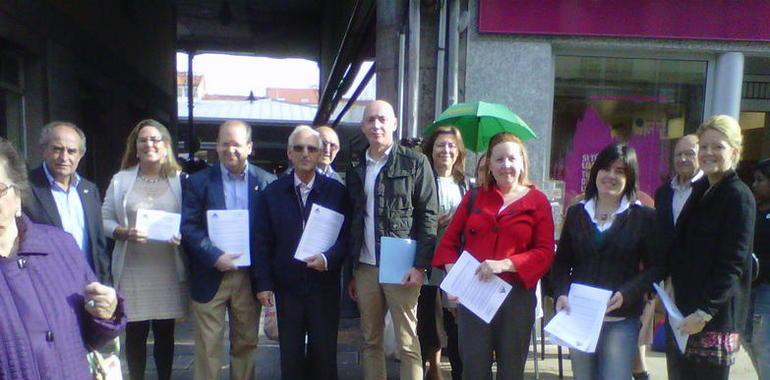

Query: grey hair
[[38, 121, 87, 155], [287, 125, 322, 147]]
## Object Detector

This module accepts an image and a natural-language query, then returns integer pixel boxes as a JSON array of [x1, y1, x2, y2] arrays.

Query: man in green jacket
[[346, 100, 438, 380]]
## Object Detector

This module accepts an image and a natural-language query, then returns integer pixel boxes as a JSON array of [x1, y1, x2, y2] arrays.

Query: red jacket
[[432, 185, 555, 289]]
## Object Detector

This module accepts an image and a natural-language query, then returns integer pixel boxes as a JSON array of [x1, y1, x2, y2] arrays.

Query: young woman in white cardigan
[[102, 119, 188, 380]]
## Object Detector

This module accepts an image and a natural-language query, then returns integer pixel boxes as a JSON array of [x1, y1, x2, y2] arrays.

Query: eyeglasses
[[322, 140, 340, 150], [435, 142, 458, 150], [0, 183, 15, 198], [291, 144, 320, 153], [138, 136, 164, 145], [674, 151, 697, 159]]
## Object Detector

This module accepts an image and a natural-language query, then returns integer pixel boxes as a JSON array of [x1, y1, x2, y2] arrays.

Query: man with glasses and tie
[[253, 125, 349, 380], [23, 121, 110, 284]]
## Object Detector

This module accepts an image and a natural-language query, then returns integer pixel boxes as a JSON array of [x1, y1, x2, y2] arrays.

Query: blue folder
[[378, 237, 417, 284]]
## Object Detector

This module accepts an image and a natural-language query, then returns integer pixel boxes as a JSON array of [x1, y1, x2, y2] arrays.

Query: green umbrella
[[424, 101, 537, 153]]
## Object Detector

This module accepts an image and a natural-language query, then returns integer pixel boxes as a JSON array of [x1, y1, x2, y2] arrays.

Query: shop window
[[550, 55, 708, 206]]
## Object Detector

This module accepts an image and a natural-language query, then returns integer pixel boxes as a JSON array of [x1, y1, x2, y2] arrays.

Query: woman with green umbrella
[[419, 125, 469, 380]]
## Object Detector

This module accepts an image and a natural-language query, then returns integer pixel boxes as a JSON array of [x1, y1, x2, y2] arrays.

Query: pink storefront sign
[[479, 0, 770, 42]]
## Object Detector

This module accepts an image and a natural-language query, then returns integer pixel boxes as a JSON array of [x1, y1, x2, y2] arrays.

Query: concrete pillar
[[710, 52, 744, 119], [375, 0, 404, 109]]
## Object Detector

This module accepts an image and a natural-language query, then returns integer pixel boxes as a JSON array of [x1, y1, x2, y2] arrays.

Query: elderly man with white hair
[[253, 125, 350, 380]]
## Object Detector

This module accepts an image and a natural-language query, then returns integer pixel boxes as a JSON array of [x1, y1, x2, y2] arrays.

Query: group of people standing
[[0, 97, 765, 380]]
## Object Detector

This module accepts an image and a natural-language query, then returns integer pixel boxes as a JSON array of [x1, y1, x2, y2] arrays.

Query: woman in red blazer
[[433, 132, 555, 380]]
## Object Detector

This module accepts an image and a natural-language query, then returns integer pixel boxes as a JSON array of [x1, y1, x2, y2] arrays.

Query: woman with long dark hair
[[551, 143, 661, 380]]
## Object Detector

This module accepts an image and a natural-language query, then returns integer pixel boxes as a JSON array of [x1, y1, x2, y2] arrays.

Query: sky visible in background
[[176, 52, 374, 100]]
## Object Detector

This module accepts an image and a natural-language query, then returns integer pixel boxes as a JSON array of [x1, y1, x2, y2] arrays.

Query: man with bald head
[[181, 120, 276, 380], [346, 100, 438, 380], [316, 125, 344, 184], [654, 134, 703, 380]]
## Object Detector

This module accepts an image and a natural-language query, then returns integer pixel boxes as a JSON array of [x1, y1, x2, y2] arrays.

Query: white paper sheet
[[135, 209, 181, 242], [544, 283, 613, 353], [653, 282, 689, 354], [207, 209, 251, 267], [439, 251, 512, 324], [294, 204, 344, 261]]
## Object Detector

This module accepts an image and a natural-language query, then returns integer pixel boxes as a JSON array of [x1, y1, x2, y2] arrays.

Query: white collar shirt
[[670, 170, 703, 223], [360, 144, 393, 266]]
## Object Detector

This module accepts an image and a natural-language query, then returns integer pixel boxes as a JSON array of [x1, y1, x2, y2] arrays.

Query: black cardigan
[[551, 202, 662, 318], [670, 171, 755, 333]]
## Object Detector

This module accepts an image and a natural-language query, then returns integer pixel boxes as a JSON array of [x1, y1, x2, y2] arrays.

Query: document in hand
[[439, 251, 512, 324], [379, 237, 417, 284], [653, 282, 688, 353], [207, 209, 251, 267], [544, 283, 612, 353], [294, 204, 344, 261], [135, 208, 181, 242]]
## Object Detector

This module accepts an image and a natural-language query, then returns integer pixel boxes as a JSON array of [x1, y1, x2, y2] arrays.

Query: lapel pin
[[83, 189, 89, 194], [254, 185, 259, 191]]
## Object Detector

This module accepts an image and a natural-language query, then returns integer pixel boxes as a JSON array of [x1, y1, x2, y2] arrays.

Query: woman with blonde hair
[[433, 132, 555, 379], [102, 119, 188, 380], [667, 115, 755, 380]]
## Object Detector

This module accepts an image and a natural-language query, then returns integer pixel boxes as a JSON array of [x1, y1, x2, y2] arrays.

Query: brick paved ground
[[125, 317, 756, 379]]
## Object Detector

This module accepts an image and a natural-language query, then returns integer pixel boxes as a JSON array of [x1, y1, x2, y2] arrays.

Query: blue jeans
[[570, 318, 640, 380], [745, 284, 770, 380]]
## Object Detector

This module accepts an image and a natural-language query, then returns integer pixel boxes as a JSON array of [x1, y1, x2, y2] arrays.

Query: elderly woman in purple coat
[[0, 137, 126, 379]]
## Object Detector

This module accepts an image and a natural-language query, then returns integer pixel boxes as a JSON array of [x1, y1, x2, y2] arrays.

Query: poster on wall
[[559, 106, 668, 207]]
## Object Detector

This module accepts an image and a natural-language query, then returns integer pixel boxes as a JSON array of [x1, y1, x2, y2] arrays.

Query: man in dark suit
[[23, 121, 109, 283], [253, 125, 349, 380], [181, 120, 275, 380], [653, 134, 702, 380], [654, 134, 703, 256]]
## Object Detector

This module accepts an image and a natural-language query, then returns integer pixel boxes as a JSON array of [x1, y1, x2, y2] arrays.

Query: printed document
[[654, 282, 689, 353], [439, 251, 512, 324], [207, 209, 251, 267], [294, 204, 344, 261], [135, 208, 181, 242], [379, 237, 417, 284], [544, 283, 612, 353]]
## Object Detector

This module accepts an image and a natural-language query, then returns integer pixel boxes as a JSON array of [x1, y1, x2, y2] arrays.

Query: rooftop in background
[[178, 97, 367, 125]]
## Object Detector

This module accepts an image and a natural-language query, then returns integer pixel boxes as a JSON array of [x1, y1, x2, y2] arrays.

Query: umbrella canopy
[[424, 101, 537, 153]]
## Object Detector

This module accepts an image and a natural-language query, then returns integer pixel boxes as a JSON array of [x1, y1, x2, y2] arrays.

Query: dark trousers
[[417, 285, 442, 362], [665, 324, 730, 380], [457, 283, 535, 380], [125, 319, 175, 380], [443, 307, 463, 380], [275, 287, 340, 380]]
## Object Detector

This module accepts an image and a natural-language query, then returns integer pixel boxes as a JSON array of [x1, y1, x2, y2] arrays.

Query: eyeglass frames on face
[[137, 136, 164, 145], [435, 142, 457, 150], [322, 140, 339, 150], [292, 145, 320, 153], [0, 183, 16, 198]]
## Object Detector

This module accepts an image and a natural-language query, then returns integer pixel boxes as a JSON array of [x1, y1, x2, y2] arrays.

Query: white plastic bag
[[384, 311, 399, 360]]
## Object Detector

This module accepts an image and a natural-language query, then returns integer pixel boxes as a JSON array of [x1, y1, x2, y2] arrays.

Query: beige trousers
[[355, 264, 423, 380], [192, 269, 261, 380]]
